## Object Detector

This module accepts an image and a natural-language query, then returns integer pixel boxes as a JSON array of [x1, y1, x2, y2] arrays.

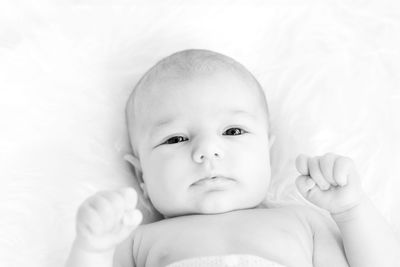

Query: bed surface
[[1, 1, 399, 266]]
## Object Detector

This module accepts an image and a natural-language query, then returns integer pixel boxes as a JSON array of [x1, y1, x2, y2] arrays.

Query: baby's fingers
[[308, 157, 331, 190], [296, 175, 316, 196], [296, 175, 326, 205], [319, 153, 338, 186], [333, 157, 353, 186], [76, 204, 105, 235]]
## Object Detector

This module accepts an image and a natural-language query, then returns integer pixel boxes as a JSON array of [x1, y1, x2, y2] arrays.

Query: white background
[[1, 1, 399, 266]]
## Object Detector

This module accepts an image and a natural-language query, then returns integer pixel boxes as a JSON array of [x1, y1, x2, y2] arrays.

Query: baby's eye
[[163, 136, 188, 145], [223, 127, 246, 136]]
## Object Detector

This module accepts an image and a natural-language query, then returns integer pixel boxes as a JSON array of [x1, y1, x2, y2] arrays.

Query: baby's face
[[134, 70, 271, 217]]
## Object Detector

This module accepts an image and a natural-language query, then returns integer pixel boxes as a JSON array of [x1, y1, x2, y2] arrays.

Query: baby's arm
[[332, 195, 400, 267], [301, 206, 349, 267], [65, 188, 142, 267], [296, 154, 400, 267]]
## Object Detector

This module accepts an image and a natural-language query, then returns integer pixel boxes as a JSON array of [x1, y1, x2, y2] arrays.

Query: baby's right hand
[[74, 187, 142, 253]]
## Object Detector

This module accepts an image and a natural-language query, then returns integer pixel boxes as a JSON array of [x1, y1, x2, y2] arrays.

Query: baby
[[66, 49, 400, 267]]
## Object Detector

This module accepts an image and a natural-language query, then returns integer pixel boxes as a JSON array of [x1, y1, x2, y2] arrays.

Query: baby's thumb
[[296, 154, 310, 176], [113, 209, 143, 244], [122, 209, 143, 227], [295, 175, 323, 204]]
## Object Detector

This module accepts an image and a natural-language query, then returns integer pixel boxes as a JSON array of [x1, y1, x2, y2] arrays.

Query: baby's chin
[[162, 199, 236, 218], [194, 193, 261, 215], [159, 192, 265, 218]]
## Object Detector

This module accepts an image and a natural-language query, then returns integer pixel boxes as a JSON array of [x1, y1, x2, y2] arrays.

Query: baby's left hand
[[295, 153, 365, 214]]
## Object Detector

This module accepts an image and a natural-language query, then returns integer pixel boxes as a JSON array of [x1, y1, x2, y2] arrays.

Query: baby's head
[[125, 49, 274, 218]]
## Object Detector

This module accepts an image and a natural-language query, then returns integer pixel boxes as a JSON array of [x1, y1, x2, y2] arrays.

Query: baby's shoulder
[[277, 204, 328, 220], [279, 204, 341, 237], [280, 206, 347, 265], [114, 223, 157, 267], [269, 204, 334, 230]]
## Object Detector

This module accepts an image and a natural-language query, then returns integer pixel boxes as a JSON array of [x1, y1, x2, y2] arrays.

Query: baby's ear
[[124, 154, 164, 223], [124, 154, 144, 186], [124, 154, 150, 199]]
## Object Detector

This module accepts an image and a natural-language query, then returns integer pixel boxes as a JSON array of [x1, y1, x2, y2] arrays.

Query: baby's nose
[[193, 151, 223, 164], [192, 139, 224, 164]]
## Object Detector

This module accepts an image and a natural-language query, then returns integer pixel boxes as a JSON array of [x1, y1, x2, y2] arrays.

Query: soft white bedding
[[1, 1, 399, 266]]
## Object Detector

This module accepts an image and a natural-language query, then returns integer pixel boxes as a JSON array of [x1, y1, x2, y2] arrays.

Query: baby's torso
[[131, 207, 314, 267]]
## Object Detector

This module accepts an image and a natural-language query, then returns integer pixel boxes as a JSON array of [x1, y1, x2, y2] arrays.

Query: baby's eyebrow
[[228, 110, 256, 118], [150, 109, 256, 137], [152, 118, 175, 130], [149, 118, 177, 138]]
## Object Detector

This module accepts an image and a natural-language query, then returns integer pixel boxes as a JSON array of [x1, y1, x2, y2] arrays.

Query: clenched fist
[[295, 153, 365, 214], [74, 187, 142, 253]]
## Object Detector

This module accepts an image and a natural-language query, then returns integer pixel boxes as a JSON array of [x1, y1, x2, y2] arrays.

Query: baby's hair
[[126, 49, 269, 158]]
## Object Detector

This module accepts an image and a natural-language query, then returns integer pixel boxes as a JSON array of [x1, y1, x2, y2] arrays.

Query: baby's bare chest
[[134, 209, 314, 267]]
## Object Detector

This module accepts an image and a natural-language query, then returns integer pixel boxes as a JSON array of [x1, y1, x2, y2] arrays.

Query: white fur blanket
[[1, 1, 399, 266]]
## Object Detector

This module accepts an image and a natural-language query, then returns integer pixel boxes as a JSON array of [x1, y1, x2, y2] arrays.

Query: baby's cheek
[[243, 144, 270, 168], [146, 158, 185, 191], [242, 148, 271, 187]]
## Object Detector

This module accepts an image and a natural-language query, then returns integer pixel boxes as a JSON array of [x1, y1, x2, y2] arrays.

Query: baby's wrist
[[73, 236, 116, 255], [67, 238, 115, 267], [330, 194, 370, 223]]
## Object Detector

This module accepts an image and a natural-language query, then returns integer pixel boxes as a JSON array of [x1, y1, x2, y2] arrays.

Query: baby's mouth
[[191, 176, 235, 186]]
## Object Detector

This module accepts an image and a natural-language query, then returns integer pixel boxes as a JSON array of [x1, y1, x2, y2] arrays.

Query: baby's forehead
[[141, 66, 262, 100], [130, 49, 264, 108], [136, 72, 264, 120], [133, 61, 267, 112]]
